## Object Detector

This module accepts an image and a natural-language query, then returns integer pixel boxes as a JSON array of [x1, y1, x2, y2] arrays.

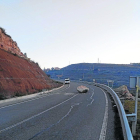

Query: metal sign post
[[129, 76, 139, 136]]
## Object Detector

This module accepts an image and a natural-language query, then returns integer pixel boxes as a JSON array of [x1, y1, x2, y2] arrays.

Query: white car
[[65, 78, 70, 84]]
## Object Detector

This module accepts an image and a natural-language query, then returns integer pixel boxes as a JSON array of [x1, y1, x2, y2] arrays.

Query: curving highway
[[0, 82, 116, 140]]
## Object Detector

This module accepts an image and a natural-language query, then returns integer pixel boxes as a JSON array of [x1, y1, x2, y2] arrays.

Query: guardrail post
[[126, 113, 137, 135]]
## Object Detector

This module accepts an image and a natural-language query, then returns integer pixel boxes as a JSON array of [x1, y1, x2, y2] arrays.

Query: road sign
[[130, 76, 140, 89]]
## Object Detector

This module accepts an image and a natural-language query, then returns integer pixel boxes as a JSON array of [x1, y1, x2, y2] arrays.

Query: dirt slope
[[0, 49, 62, 99]]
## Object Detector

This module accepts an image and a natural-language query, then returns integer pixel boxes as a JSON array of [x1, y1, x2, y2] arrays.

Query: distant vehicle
[[65, 78, 70, 84]]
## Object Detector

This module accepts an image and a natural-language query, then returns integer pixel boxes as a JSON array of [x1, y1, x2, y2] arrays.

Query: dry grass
[[124, 100, 140, 139], [124, 100, 140, 120]]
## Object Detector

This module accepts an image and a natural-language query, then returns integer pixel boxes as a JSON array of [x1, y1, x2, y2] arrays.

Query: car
[[65, 78, 70, 84]]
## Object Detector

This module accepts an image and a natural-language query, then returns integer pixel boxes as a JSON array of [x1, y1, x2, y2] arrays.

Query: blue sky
[[0, 0, 140, 69]]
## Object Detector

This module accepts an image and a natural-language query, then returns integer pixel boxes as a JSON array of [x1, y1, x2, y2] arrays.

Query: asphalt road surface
[[0, 82, 116, 140]]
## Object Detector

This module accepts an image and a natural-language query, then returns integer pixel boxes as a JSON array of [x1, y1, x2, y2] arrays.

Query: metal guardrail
[[95, 83, 133, 140]]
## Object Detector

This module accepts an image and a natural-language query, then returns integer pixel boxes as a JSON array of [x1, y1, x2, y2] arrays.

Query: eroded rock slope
[[0, 48, 62, 99]]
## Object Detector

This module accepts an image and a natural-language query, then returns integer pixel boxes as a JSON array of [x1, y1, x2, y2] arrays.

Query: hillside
[[0, 28, 62, 99], [45, 63, 140, 88]]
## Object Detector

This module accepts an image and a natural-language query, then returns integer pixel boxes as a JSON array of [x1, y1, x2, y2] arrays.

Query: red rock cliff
[[0, 28, 25, 58], [0, 29, 62, 99]]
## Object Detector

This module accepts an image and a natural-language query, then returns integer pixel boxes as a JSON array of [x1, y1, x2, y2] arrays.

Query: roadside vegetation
[[124, 100, 140, 139], [124, 100, 140, 119]]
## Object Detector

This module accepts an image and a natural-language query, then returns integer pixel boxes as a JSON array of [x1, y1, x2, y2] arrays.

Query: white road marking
[[29, 102, 81, 139], [0, 94, 52, 110], [87, 99, 94, 106], [0, 84, 70, 110], [90, 92, 94, 99], [87, 88, 94, 106], [0, 94, 77, 133], [64, 93, 75, 95], [99, 88, 108, 140], [56, 103, 80, 124]]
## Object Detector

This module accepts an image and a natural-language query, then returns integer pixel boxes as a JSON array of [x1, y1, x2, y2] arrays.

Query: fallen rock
[[77, 85, 89, 93], [114, 85, 134, 100]]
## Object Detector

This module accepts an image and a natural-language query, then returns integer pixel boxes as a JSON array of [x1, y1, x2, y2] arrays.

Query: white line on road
[[0, 94, 52, 110], [29, 102, 81, 139], [90, 91, 94, 100], [87, 99, 94, 106], [99, 88, 108, 140], [87, 88, 94, 106], [0, 84, 70, 110], [0, 94, 77, 133]]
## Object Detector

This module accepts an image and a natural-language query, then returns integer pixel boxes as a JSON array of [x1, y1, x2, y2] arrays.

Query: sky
[[0, 0, 140, 69]]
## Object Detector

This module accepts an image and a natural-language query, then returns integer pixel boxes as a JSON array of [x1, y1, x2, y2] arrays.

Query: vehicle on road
[[65, 78, 70, 84]]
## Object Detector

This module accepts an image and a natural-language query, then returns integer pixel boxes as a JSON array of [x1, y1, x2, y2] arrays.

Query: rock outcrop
[[0, 49, 62, 99], [77, 85, 89, 93], [0, 27, 25, 58], [114, 85, 134, 100], [0, 28, 62, 99]]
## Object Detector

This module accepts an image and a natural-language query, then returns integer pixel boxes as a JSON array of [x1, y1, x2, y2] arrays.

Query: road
[[0, 82, 116, 140]]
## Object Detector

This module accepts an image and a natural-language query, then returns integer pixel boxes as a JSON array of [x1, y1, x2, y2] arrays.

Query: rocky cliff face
[[0, 28, 25, 58], [0, 49, 62, 99], [0, 28, 62, 99]]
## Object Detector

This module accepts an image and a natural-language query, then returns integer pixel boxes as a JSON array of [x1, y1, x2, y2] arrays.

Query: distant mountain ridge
[[45, 63, 140, 88], [62, 63, 138, 70]]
